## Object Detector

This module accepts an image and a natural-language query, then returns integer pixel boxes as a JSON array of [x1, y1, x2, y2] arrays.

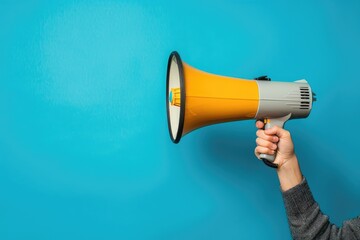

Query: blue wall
[[1, 0, 360, 239]]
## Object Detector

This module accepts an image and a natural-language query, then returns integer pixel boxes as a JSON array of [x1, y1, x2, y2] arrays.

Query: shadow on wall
[[196, 122, 276, 184], [191, 123, 281, 212], [295, 133, 360, 226], [194, 122, 360, 226]]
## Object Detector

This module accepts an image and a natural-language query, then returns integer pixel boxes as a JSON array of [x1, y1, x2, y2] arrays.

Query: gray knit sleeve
[[282, 178, 360, 239]]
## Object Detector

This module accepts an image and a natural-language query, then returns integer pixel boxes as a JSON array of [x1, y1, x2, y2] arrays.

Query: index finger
[[255, 120, 264, 129]]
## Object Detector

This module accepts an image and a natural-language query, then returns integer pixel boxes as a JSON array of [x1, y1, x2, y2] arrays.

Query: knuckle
[[283, 130, 290, 137], [266, 141, 273, 148], [272, 125, 280, 131], [256, 130, 262, 137], [266, 135, 274, 141]]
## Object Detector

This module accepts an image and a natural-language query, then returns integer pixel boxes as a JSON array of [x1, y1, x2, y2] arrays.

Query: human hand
[[255, 120, 303, 190], [254, 120, 296, 169]]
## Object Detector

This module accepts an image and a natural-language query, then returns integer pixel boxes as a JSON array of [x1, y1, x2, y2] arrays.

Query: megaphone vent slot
[[299, 86, 310, 101]]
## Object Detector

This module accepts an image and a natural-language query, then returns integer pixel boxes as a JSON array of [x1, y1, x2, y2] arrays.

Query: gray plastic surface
[[255, 80, 313, 120], [259, 153, 275, 162]]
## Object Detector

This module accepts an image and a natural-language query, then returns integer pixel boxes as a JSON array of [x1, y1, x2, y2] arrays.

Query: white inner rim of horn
[[168, 56, 181, 139]]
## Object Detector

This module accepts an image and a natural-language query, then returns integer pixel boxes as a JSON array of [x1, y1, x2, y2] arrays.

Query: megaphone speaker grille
[[166, 51, 185, 143]]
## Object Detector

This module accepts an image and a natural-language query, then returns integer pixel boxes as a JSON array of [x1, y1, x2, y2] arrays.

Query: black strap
[[261, 158, 278, 168]]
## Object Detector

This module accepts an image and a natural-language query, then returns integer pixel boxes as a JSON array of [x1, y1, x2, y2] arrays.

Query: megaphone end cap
[[166, 51, 185, 144]]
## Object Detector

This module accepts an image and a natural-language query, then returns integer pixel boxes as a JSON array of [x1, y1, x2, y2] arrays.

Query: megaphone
[[166, 51, 316, 168]]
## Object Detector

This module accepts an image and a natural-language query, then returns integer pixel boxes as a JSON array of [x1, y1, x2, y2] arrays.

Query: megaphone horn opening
[[166, 51, 186, 143]]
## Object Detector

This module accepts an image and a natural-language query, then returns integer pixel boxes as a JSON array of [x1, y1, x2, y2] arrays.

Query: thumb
[[264, 126, 289, 139]]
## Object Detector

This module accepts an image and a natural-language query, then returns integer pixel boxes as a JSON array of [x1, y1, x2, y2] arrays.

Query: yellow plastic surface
[[182, 63, 259, 135]]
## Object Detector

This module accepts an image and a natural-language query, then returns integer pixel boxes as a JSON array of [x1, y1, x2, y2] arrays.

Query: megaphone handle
[[259, 114, 291, 169]]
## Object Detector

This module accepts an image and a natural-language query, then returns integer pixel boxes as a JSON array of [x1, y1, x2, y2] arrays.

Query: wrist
[[276, 155, 303, 191]]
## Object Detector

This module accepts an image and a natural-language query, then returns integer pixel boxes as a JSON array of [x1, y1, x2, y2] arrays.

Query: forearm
[[254, 123, 360, 238], [276, 155, 303, 191], [281, 174, 360, 239]]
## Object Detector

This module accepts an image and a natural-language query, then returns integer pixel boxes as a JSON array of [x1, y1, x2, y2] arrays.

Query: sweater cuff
[[282, 178, 316, 217]]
